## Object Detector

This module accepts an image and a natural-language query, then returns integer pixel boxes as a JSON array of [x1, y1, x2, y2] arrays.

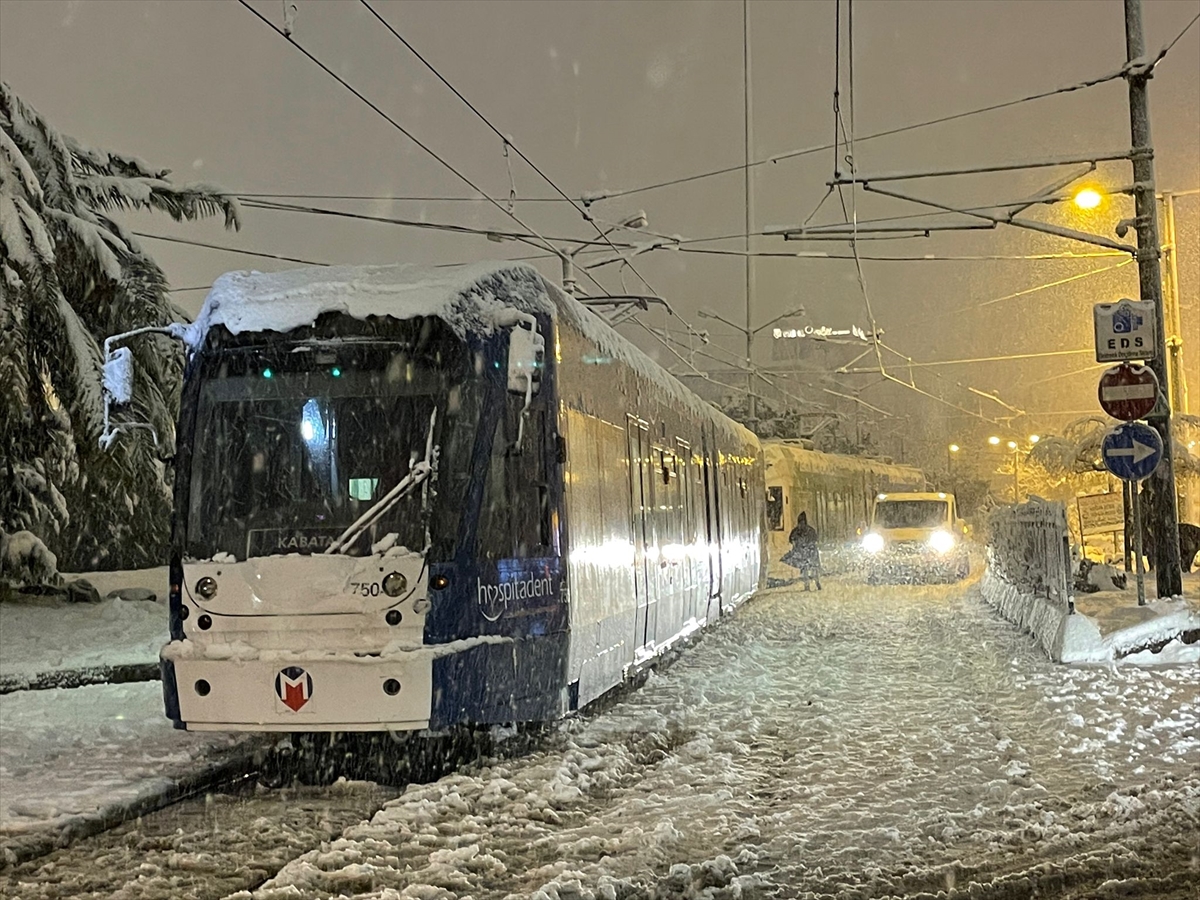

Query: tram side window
[[478, 401, 550, 560], [766, 486, 783, 531]]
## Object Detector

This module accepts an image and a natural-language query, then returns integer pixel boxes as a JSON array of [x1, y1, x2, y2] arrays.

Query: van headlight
[[862, 532, 885, 553], [928, 530, 956, 554]]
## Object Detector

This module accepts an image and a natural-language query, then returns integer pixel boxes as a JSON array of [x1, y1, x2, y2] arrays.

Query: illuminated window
[[348, 478, 378, 501]]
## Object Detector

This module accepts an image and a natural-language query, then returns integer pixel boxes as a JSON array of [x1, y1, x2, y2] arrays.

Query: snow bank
[[980, 566, 1200, 665], [0, 682, 242, 839], [0, 583, 167, 681], [980, 566, 1102, 663], [0, 530, 59, 589]]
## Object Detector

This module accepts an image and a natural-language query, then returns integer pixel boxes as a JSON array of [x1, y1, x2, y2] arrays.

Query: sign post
[[1101, 422, 1164, 605]]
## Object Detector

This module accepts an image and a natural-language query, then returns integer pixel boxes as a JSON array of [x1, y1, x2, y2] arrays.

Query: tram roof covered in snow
[[185, 260, 552, 348], [185, 259, 755, 444], [763, 439, 924, 485]]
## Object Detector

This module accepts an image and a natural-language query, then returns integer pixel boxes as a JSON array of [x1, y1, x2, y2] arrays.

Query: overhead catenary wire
[[582, 62, 1136, 204], [953, 258, 1136, 312], [233, 0, 613, 297], [356, 0, 666, 306], [133, 231, 329, 266]]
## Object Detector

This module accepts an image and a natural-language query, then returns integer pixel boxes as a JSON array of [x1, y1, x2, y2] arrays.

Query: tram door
[[626, 416, 656, 654], [701, 430, 724, 608]]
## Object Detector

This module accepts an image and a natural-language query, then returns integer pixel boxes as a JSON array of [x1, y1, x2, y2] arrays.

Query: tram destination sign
[[1097, 363, 1159, 421], [1093, 298, 1157, 362]]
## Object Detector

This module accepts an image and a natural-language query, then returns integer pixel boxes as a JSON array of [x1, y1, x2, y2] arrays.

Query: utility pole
[[743, 0, 757, 426], [1124, 0, 1183, 597], [1160, 191, 1188, 415]]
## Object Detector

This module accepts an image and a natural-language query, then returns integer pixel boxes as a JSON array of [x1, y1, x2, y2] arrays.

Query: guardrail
[[987, 500, 1075, 614]]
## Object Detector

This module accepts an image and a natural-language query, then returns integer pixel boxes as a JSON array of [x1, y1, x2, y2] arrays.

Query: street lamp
[[1073, 187, 1104, 210], [697, 305, 806, 423], [1029, 434, 1040, 444], [1006, 440, 1021, 501], [988, 435, 1001, 446], [947, 443, 960, 494]]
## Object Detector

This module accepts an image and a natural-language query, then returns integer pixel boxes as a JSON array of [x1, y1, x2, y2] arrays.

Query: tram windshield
[[185, 318, 479, 560]]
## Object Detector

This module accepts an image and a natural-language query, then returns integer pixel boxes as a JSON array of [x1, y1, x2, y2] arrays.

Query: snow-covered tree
[[0, 82, 239, 578], [1031, 414, 1200, 477]]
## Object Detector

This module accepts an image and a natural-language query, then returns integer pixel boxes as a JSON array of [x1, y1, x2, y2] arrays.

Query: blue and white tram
[[159, 262, 764, 732]]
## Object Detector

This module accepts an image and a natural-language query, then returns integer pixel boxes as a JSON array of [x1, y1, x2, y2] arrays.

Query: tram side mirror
[[507, 319, 544, 397], [103, 347, 134, 406]]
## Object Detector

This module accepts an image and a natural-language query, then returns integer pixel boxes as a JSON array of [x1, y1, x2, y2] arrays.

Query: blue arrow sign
[[1101, 421, 1163, 481]]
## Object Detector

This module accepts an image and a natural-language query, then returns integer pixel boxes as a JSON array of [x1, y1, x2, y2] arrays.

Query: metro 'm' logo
[[274, 666, 313, 712]]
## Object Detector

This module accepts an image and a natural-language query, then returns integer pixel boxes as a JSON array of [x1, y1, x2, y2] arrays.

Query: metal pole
[[1013, 450, 1019, 502], [743, 0, 756, 426], [1122, 478, 1133, 573], [1160, 191, 1188, 415], [1133, 480, 1146, 606], [1124, 0, 1182, 597]]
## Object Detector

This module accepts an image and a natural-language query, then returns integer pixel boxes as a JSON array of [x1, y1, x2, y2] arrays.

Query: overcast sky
[[2, 0, 1197, 459]]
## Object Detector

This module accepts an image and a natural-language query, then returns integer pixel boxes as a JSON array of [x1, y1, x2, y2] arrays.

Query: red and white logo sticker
[[274, 666, 313, 712]]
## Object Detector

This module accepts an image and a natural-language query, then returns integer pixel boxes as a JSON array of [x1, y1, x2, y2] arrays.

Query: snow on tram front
[[158, 263, 560, 731], [102, 260, 764, 733]]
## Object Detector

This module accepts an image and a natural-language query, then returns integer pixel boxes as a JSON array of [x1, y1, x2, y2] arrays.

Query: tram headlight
[[382, 572, 407, 597], [195, 576, 218, 599], [862, 532, 885, 554], [928, 530, 956, 554]]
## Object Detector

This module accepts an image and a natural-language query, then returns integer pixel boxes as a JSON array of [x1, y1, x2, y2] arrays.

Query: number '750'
[[349, 582, 381, 597]]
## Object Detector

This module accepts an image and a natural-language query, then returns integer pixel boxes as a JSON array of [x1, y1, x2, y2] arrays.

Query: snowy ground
[[4, 575, 1198, 898], [0, 567, 170, 687], [0, 682, 246, 849]]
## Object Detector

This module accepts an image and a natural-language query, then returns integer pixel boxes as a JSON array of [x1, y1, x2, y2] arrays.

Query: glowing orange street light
[[1073, 187, 1103, 210]]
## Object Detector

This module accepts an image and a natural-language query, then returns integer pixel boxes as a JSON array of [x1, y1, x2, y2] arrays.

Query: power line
[[234, 0, 612, 296], [357, 0, 664, 303], [841, 347, 1094, 371], [954, 258, 1135, 312], [239, 197, 593, 245], [584, 63, 1131, 203], [231, 192, 565, 202], [133, 231, 328, 266], [675, 245, 1126, 262]]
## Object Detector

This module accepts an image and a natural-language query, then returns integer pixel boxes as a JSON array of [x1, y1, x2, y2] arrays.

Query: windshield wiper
[[324, 408, 439, 555]]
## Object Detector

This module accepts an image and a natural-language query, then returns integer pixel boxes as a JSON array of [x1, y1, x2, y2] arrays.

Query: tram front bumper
[[163, 651, 432, 732]]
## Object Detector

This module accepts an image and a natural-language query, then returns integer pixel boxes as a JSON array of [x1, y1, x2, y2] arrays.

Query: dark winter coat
[[785, 522, 819, 569]]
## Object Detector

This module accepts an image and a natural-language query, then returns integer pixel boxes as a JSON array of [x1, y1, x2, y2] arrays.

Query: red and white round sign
[[1097, 363, 1159, 421]]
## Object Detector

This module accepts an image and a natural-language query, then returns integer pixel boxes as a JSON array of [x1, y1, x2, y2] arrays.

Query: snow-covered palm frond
[[75, 174, 241, 230], [0, 83, 78, 212], [1, 82, 237, 576]]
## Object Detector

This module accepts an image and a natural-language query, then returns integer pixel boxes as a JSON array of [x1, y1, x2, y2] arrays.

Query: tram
[[143, 262, 764, 732], [763, 440, 925, 565]]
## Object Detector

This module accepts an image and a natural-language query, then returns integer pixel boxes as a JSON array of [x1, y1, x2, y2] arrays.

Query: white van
[[861, 492, 970, 583]]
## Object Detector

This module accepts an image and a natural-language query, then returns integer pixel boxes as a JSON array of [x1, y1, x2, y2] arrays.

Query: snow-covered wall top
[[186, 261, 553, 349]]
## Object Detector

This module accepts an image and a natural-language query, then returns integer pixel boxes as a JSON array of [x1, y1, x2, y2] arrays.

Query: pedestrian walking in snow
[[784, 511, 821, 590]]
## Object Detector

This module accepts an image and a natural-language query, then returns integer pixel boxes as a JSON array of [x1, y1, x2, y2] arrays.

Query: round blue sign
[[1101, 422, 1163, 481]]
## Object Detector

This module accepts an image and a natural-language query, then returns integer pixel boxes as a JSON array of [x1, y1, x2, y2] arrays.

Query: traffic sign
[[1101, 422, 1163, 481], [1094, 298, 1157, 362], [1098, 363, 1159, 421]]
